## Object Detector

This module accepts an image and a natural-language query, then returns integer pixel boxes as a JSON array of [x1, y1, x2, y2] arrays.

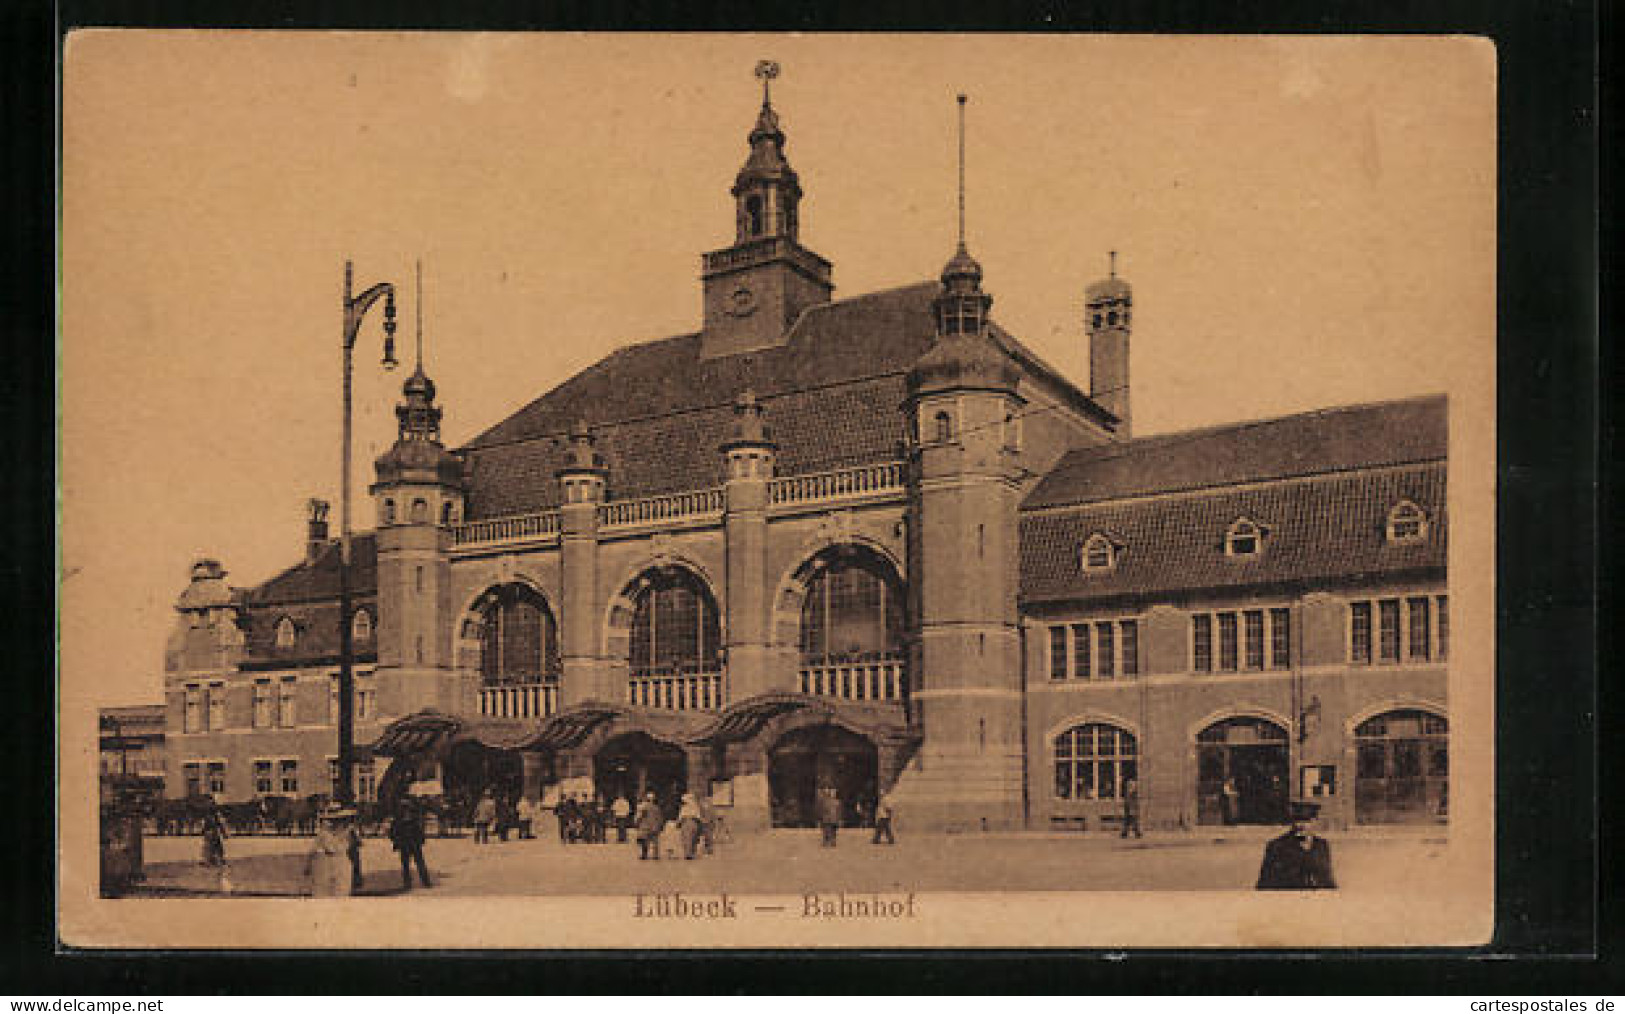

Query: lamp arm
[[344, 282, 396, 348]]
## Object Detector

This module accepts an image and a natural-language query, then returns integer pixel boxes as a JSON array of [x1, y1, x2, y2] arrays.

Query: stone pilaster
[[557, 422, 611, 707], [721, 390, 778, 702]]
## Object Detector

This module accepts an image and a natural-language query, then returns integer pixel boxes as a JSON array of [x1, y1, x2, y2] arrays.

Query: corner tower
[[371, 290, 467, 717], [1086, 252, 1132, 437], [700, 61, 834, 359], [895, 95, 1028, 831]]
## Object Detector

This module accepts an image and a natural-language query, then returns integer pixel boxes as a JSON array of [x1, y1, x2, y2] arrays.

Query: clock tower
[[700, 61, 834, 360]]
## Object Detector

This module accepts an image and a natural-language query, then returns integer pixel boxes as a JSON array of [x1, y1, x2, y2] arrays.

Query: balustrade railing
[[598, 488, 725, 529], [478, 682, 559, 719], [627, 668, 726, 711], [451, 510, 561, 548], [798, 659, 907, 703], [770, 461, 905, 507]]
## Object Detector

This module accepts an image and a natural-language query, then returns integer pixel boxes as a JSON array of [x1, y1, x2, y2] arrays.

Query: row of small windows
[[379, 498, 461, 527], [1089, 308, 1131, 329], [183, 758, 379, 801], [1193, 608, 1293, 673], [184, 673, 375, 733], [1047, 619, 1140, 681], [275, 610, 373, 650], [1077, 502, 1432, 574], [1350, 595, 1449, 664]]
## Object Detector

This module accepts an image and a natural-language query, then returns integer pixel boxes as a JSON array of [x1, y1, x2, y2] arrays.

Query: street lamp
[[337, 261, 398, 806]]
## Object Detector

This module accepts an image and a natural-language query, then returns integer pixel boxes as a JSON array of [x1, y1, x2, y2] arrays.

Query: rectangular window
[[1351, 601, 1372, 664], [1048, 627, 1067, 681], [253, 680, 273, 729], [327, 757, 341, 796], [206, 683, 226, 731], [1192, 614, 1213, 672], [253, 759, 273, 795], [184, 685, 202, 733], [1071, 623, 1092, 679], [1120, 621, 1139, 677], [1378, 599, 1401, 662], [206, 761, 226, 797], [1096, 622, 1115, 679], [357, 760, 377, 803], [1243, 610, 1265, 670], [278, 676, 298, 728], [329, 675, 341, 725], [358, 680, 376, 722], [278, 759, 299, 795], [1436, 595, 1449, 659], [1218, 612, 1238, 672], [1269, 608, 1292, 669], [1407, 597, 1432, 661], [183, 762, 202, 797]]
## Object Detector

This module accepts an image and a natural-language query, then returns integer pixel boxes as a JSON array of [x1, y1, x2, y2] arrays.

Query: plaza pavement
[[128, 826, 1449, 898]]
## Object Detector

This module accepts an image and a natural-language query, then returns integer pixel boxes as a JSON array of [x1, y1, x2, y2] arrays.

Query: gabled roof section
[[1023, 394, 1446, 511], [240, 534, 378, 606], [458, 281, 1113, 520]]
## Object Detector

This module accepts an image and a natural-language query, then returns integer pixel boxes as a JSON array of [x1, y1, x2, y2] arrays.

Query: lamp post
[[338, 261, 398, 806]]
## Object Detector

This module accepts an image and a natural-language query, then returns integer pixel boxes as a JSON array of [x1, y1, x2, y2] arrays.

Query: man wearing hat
[[390, 797, 432, 890], [1256, 800, 1337, 890]]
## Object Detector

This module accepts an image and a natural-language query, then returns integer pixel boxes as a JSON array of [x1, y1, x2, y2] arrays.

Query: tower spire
[[756, 59, 779, 107], [1109, 250, 1117, 279], [957, 93, 968, 250], [414, 259, 424, 371]]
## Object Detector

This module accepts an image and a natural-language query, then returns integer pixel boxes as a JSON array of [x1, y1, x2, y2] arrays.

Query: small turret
[[556, 420, 608, 505], [1086, 251, 1132, 437]]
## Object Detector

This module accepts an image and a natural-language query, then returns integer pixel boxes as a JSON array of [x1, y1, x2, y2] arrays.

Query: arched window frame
[[1080, 533, 1118, 573], [933, 410, 954, 443], [474, 585, 561, 687], [1385, 501, 1429, 545], [628, 568, 721, 679], [274, 616, 297, 650], [381, 498, 397, 526], [351, 608, 373, 643], [1053, 722, 1138, 801], [798, 554, 907, 666], [1225, 517, 1267, 558]]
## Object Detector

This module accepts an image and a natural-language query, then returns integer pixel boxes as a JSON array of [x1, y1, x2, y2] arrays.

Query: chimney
[[306, 498, 331, 562]]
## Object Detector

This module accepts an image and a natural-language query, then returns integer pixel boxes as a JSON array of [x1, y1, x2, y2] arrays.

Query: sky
[[60, 33, 1495, 707]]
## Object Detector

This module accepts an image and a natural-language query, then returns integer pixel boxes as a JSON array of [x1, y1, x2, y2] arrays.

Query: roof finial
[[1109, 250, 1117, 279], [414, 258, 425, 371], [956, 93, 968, 251], [755, 59, 780, 107]]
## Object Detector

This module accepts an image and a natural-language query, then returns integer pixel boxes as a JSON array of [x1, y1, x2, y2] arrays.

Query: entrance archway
[[593, 732, 687, 816], [1195, 716, 1289, 826], [768, 723, 878, 828], [1354, 709, 1448, 824]]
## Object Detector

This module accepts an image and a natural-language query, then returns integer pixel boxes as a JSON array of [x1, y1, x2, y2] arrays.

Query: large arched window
[[1354, 708, 1448, 824], [472, 585, 559, 686], [1054, 723, 1138, 801], [799, 551, 906, 665], [629, 568, 721, 678]]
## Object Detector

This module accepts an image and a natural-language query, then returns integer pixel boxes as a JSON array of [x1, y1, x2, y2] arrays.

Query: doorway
[[768, 724, 878, 828], [1195, 716, 1290, 825], [593, 732, 688, 816]]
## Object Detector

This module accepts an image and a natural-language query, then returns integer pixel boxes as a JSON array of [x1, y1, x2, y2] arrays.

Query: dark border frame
[[6, 0, 1607, 993]]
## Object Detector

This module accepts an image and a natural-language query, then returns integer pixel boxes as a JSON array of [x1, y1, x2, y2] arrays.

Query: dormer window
[[275, 617, 297, 649], [1386, 501, 1428, 544], [933, 410, 954, 443], [352, 609, 373, 643], [1080, 533, 1118, 573], [1225, 518, 1266, 558]]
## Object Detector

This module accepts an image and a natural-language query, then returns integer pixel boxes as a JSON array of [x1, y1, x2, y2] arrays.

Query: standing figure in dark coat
[[1120, 778, 1144, 839], [200, 798, 228, 867], [633, 791, 664, 860], [816, 786, 842, 848], [1256, 801, 1337, 890], [390, 799, 432, 890]]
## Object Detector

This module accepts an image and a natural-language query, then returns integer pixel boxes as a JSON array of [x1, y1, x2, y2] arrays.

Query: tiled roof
[[1020, 462, 1447, 604], [236, 535, 379, 666], [459, 282, 1108, 520], [1022, 394, 1447, 510]]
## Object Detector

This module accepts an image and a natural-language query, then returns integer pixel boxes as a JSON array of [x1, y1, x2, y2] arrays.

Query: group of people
[[554, 793, 627, 845], [631, 791, 716, 860], [469, 791, 539, 844]]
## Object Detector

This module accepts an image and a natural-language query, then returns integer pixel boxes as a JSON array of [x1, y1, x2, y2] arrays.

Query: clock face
[[727, 286, 757, 317]]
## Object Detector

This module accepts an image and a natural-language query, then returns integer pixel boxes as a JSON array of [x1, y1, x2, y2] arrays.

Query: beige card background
[[59, 31, 1496, 948]]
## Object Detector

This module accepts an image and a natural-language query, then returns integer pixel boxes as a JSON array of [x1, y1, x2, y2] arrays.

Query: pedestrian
[[1221, 777, 1240, 826], [696, 792, 717, 855], [611, 793, 632, 843], [584, 796, 604, 844], [817, 785, 841, 848], [1256, 801, 1337, 890], [633, 791, 663, 861], [310, 802, 360, 896], [516, 796, 537, 840], [200, 796, 228, 867], [1120, 777, 1144, 839], [389, 798, 433, 890], [472, 791, 497, 845], [677, 793, 703, 860], [871, 789, 896, 845]]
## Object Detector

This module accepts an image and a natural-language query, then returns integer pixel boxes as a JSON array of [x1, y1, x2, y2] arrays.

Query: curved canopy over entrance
[[768, 723, 878, 829], [1354, 709, 1448, 824], [593, 731, 687, 816], [1195, 715, 1289, 826]]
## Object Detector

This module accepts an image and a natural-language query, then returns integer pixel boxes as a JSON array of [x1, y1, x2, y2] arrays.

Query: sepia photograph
[[59, 31, 1497, 949]]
